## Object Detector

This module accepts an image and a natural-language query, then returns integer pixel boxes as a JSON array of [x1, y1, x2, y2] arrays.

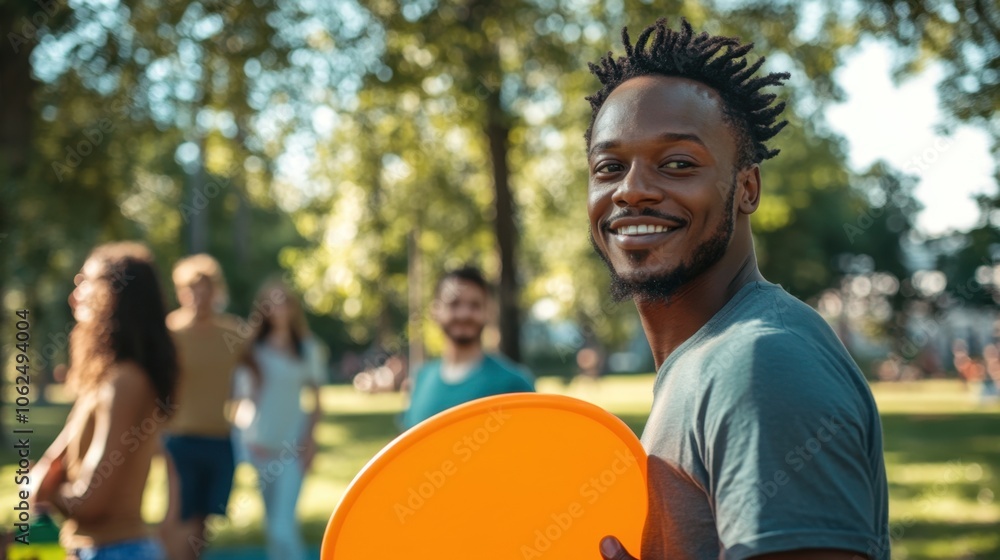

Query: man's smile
[[605, 216, 686, 250]]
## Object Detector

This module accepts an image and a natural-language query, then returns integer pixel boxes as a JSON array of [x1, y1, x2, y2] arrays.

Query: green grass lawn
[[2, 377, 997, 559]]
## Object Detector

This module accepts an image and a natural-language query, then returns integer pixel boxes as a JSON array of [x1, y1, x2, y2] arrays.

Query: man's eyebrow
[[588, 132, 708, 158], [588, 140, 619, 158], [659, 132, 707, 147]]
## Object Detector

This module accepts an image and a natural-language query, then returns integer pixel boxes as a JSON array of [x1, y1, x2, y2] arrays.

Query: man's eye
[[663, 161, 694, 169], [597, 163, 625, 173]]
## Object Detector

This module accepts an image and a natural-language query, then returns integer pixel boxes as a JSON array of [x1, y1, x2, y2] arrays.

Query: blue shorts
[[164, 435, 235, 520], [73, 538, 165, 560]]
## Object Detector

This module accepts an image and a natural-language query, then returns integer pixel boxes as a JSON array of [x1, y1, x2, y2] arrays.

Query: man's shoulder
[[483, 353, 532, 377], [412, 359, 442, 381], [166, 308, 193, 332], [482, 354, 535, 391], [419, 358, 443, 370], [407, 360, 443, 401], [690, 289, 870, 413], [724, 282, 824, 328], [704, 284, 838, 362], [165, 310, 245, 333], [213, 313, 246, 332]]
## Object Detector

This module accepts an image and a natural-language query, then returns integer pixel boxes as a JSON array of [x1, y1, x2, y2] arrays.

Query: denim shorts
[[164, 434, 236, 520], [73, 538, 166, 560]]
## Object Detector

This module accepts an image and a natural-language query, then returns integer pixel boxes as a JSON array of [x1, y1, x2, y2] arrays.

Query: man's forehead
[[438, 278, 486, 300], [591, 75, 728, 146], [180, 274, 214, 290], [82, 258, 103, 277]]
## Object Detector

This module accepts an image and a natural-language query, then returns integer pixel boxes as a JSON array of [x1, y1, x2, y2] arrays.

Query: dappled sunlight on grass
[[890, 491, 999, 524], [140, 455, 168, 523], [871, 380, 999, 415], [887, 461, 978, 485], [891, 522, 1000, 560]]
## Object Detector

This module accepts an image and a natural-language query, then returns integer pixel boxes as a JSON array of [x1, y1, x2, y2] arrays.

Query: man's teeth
[[615, 224, 672, 235]]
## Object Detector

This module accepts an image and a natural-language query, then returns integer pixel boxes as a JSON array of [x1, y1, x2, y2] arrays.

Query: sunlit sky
[[826, 39, 994, 237]]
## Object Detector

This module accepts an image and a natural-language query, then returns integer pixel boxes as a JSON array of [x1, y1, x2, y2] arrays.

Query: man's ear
[[737, 164, 762, 214], [430, 298, 443, 323]]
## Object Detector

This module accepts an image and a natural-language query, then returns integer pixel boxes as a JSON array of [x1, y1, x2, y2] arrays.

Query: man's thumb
[[600, 535, 637, 560]]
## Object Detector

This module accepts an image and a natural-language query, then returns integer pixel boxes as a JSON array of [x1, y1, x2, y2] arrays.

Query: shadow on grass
[[0, 403, 70, 463], [615, 413, 649, 439], [318, 410, 400, 448], [881, 412, 1000, 464], [209, 520, 331, 551], [889, 521, 1000, 560]]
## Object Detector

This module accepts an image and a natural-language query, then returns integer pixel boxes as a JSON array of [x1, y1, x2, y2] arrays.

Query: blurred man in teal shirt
[[402, 266, 534, 430]]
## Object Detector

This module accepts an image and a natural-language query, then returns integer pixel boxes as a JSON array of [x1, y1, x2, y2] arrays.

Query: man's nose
[[612, 164, 665, 208]]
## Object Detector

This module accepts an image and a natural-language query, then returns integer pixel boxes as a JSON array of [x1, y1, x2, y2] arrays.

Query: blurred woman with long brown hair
[[233, 278, 325, 560], [31, 241, 178, 559]]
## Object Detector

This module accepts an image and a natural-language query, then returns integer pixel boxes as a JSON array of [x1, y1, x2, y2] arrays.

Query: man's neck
[[191, 306, 216, 324], [637, 243, 763, 370], [442, 342, 484, 366]]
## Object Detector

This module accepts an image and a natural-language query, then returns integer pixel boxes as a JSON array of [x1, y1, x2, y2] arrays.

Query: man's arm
[[752, 550, 868, 559], [50, 362, 151, 520], [702, 332, 886, 560], [29, 405, 79, 505], [599, 535, 871, 560]]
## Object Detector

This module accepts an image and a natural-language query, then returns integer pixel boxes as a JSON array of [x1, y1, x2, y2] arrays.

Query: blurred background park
[[0, 0, 998, 558]]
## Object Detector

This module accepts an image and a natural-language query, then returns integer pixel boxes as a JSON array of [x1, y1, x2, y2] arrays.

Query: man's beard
[[590, 179, 737, 303], [442, 322, 484, 346]]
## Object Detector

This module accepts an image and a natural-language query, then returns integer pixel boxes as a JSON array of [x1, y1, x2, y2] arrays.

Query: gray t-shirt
[[640, 281, 889, 560]]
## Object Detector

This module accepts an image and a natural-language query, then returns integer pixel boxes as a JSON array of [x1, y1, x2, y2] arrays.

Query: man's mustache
[[601, 207, 688, 231]]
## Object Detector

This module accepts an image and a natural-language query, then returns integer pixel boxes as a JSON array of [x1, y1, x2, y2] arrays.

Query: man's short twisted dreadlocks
[[585, 18, 790, 167]]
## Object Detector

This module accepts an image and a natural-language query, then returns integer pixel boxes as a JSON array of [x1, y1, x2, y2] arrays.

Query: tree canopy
[[2, 0, 993, 382]]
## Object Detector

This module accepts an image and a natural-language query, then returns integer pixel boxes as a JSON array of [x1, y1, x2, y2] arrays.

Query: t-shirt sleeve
[[401, 363, 431, 430], [510, 367, 535, 392], [702, 335, 883, 560], [491, 355, 535, 393]]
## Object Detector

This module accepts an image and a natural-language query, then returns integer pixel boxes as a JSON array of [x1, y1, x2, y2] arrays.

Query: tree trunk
[[485, 89, 521, 362], [187, 138, 209, 254], [0, 6, 40, 439], [408, 226, 425, 368], [234, 187, 250, 267]]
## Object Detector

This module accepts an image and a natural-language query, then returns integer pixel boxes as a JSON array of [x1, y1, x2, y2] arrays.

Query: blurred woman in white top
[[234, 278, 325, 560]]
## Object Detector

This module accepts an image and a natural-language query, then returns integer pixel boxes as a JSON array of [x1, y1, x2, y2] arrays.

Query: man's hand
[[600, 536, 638, 560]]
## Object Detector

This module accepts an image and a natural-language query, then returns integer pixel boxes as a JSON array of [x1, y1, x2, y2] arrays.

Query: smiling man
[[401, 266, 535, 430], [587, 20, 890, 560]]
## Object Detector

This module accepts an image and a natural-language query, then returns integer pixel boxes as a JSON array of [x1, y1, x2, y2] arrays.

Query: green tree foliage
[[854, 0, 998, 145], [849, 1, 1000, 314], [288, 0, 925, 366], [3, 0, 942, 379], [935, 212, 1000, 309], [3, 0, 380, 372]]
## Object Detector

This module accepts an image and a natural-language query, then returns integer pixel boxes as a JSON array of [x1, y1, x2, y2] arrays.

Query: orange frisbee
[[321, 393, 648, 559]]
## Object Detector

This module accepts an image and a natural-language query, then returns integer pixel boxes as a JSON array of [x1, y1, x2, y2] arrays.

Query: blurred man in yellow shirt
[[160, 255, 247, 560]]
